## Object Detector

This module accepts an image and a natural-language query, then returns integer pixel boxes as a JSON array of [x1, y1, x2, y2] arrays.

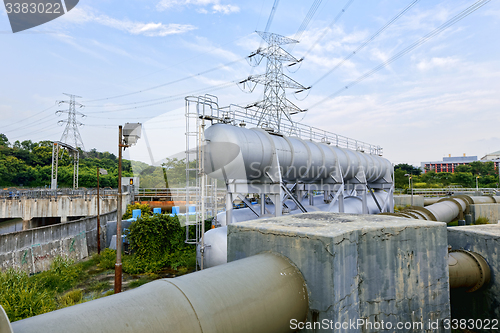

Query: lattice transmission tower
[[56, 93, 86, 151], [242, 31, 307, 133], [51, 93, 85, 189]]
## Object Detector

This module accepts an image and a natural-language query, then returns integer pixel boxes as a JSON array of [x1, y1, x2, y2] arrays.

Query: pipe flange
[[406, 206, 438, 221], [453, 195, 473, 215], [399, 210, 422, 219], [451, 249, 491, 293]]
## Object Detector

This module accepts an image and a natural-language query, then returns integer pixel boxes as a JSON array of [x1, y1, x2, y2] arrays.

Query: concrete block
[[394, 195, 424, 207], [447, 225, 500, 323], [106, 220, 133, 248], [228, 212, 450, 333], [470, 204, 500, 224]]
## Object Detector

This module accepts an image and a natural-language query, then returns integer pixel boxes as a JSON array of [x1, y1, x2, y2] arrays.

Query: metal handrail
[[0, 188, 118, 200], [194, 103, 383, 156]]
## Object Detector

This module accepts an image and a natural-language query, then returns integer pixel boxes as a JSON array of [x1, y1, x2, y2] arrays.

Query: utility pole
[[115, 123, 142, 294], [115, 126, 123, 293], [97, 167, 101, 255]]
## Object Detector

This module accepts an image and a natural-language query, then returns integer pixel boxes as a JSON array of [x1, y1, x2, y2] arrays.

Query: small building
[[421, 154, 477, 173], [421, 153, 500, 173], [481, 150, 500, 161]]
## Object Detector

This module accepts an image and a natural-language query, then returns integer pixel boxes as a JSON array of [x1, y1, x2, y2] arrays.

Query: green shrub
[[122, 203, 152, 220], [126, 214, 186, 261], [122, 254, 164, 274], [97, 249, 117, 270], [125, 214, 198, 273]]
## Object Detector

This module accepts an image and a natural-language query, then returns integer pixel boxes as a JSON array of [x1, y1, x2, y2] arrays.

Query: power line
[[8, 122, 60, 141], [2, 104, 56, 130], [85, 78, 239, 110], [299, 0, 356, 60], [264, 0, 280, 33], [2, 112, 59, 135], [309, 0, 420, 87], [79, 33, 253, 96], [85, 81, 238, 115], [82, 57, 247, 103], [308, 0, 492, 110], [288, 0, 323, 52]]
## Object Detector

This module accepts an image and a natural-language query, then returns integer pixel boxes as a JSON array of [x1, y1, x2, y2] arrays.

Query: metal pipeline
[[383, 196, 496, 293], [448, 250, 491, 292], [385, 196, 500, 223], [4, 253, 308, 333]]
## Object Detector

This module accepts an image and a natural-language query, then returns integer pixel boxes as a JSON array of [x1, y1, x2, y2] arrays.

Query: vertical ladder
[[185, 95, 220, 269]]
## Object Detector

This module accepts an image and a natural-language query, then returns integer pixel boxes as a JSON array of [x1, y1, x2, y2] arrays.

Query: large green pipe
[[4, 253, 308, 333], [448, 250, 491, 292]]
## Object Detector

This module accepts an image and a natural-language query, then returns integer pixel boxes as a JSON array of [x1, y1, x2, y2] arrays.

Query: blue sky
[[1, 0, 500, 168]]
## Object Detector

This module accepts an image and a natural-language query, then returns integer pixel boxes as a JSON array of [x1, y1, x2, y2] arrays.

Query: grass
[[0, 250, 196, 323]]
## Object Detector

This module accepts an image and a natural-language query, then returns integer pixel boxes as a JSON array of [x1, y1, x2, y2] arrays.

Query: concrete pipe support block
[[228, 212, 451, 333]]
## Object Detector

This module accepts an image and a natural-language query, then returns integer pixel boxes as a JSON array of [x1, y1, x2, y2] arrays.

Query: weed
[[57, 289, 83, 307], [31, 256, 85, 293], [128, 278, 152, 289], [88, 280, 110, 292], [103, 290, 114, 297], [475, 216, 490, 225], [0, 269, 56, 322]]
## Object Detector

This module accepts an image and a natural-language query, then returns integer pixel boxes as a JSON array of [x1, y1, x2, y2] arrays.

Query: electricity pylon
[[52, 93, 85, 189], [56, 93, 85, 151], [241, 31, 307, 133]]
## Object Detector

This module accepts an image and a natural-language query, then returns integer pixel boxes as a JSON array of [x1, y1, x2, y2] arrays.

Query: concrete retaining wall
[[447, 225, 500, 325], [228, 212, 450, 333], [0, 210, 117, 274]]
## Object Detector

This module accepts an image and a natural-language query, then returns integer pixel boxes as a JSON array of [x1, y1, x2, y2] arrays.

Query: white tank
[[204, 124, 392, 184]]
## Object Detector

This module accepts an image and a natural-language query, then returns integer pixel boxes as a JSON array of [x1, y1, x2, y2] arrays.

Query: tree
[[0, 134, 9, 147], [394, 163, 422, 176], [455, 165, 471, 173], [452, 172, 475, 188]]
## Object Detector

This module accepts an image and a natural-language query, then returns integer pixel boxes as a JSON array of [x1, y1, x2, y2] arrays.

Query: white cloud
[[212, 4, 239, 14], [157, 0, 239, 14], [63, 7, 196, 36], [416, 56, 460, 71]]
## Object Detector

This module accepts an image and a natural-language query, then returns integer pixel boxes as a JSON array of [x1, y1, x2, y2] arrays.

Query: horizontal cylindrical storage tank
[[8, 253, 308, 333], [204, 124, 392, 184]]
